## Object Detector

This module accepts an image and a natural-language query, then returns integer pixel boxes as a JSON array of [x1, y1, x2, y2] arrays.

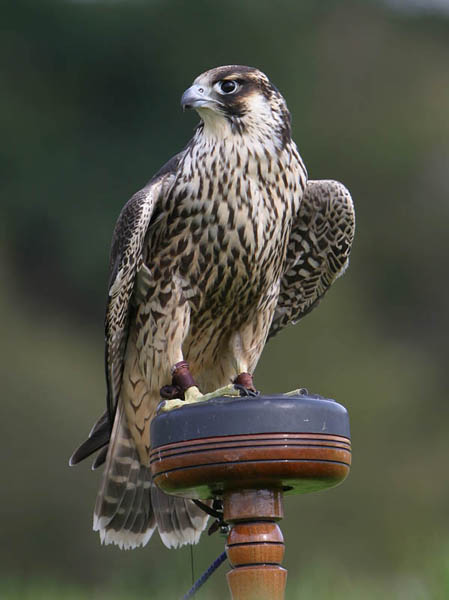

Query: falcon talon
[[234, 384, 259, 397], [159, 384, 184, 400]]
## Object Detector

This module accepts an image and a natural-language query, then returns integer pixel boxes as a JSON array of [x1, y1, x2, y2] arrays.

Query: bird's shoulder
[[108, 150, 186, 287]]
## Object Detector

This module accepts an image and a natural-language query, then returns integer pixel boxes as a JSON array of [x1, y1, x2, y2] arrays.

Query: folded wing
[[268, 179, 355, 340]]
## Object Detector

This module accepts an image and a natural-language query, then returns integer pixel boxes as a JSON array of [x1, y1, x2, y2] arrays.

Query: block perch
[[150, 393, 351, 600]]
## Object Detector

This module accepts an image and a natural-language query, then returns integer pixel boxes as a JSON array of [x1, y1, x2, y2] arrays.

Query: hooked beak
[[181, 84, 215, 111]]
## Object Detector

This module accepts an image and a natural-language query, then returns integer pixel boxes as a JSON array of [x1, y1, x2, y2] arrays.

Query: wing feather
[[268, 179, 355, 340], [105, 161, 180, 424], [69, 152, 182, 468]]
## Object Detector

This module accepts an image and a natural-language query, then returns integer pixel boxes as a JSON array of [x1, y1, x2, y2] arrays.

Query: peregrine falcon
[[70, 65, 355, 550]]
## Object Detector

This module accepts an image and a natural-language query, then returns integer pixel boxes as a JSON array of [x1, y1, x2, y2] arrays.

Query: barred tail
[[93, 403, 155, 549], [91, 403, 210, 550], [151, 485, 211, 549]]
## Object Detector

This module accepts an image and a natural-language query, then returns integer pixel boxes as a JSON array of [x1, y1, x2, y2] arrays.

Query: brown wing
[[268, 179, 355, 340], [70, 154, 182, 467]]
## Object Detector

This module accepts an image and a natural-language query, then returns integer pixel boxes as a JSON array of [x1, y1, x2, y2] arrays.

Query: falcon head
[[181, 65, 291, 149]]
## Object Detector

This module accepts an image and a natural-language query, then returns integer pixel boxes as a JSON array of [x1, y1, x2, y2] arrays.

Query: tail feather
[[93, 403, 155, 550], [69, 410, 110, 466], [91, 445, 108, 470], [72, 404, 211, 550], [125, 473, 147, 533], [151, 485, 210, 549]]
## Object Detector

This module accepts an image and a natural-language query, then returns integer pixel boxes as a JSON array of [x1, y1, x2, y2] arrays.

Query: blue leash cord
[[181, 550, 227, 599]]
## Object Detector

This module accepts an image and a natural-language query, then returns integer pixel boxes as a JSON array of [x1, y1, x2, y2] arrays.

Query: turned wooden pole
[[149, 393, 351, 600], [224, 489, 286, 600]]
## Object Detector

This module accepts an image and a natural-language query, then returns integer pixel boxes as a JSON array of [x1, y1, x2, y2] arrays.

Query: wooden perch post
[[150, 394, 351, 599]]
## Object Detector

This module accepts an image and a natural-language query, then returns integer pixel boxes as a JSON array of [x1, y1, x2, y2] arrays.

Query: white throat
[[196, 100, 283, 158]]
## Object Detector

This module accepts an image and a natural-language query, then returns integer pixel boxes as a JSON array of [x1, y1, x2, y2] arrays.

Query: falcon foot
[[233, 372, 258, 396], [160, 384, 184, 400], [159, 360, 196, 403], [234, 384, 259, 397], [157, 384, 241, 413]]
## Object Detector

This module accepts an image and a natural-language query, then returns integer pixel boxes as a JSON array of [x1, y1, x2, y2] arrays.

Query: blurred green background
[[1, 0, 449, 598]]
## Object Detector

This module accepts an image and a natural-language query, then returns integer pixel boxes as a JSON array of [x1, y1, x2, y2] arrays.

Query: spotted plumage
[[70, 65, 355, 550]]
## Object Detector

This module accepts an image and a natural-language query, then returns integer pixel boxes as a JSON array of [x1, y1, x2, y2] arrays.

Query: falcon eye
[[218, 80, 239, 94]]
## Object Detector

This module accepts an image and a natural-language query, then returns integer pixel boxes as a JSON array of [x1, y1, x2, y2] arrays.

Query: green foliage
[[1, 0, 449, 597]]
